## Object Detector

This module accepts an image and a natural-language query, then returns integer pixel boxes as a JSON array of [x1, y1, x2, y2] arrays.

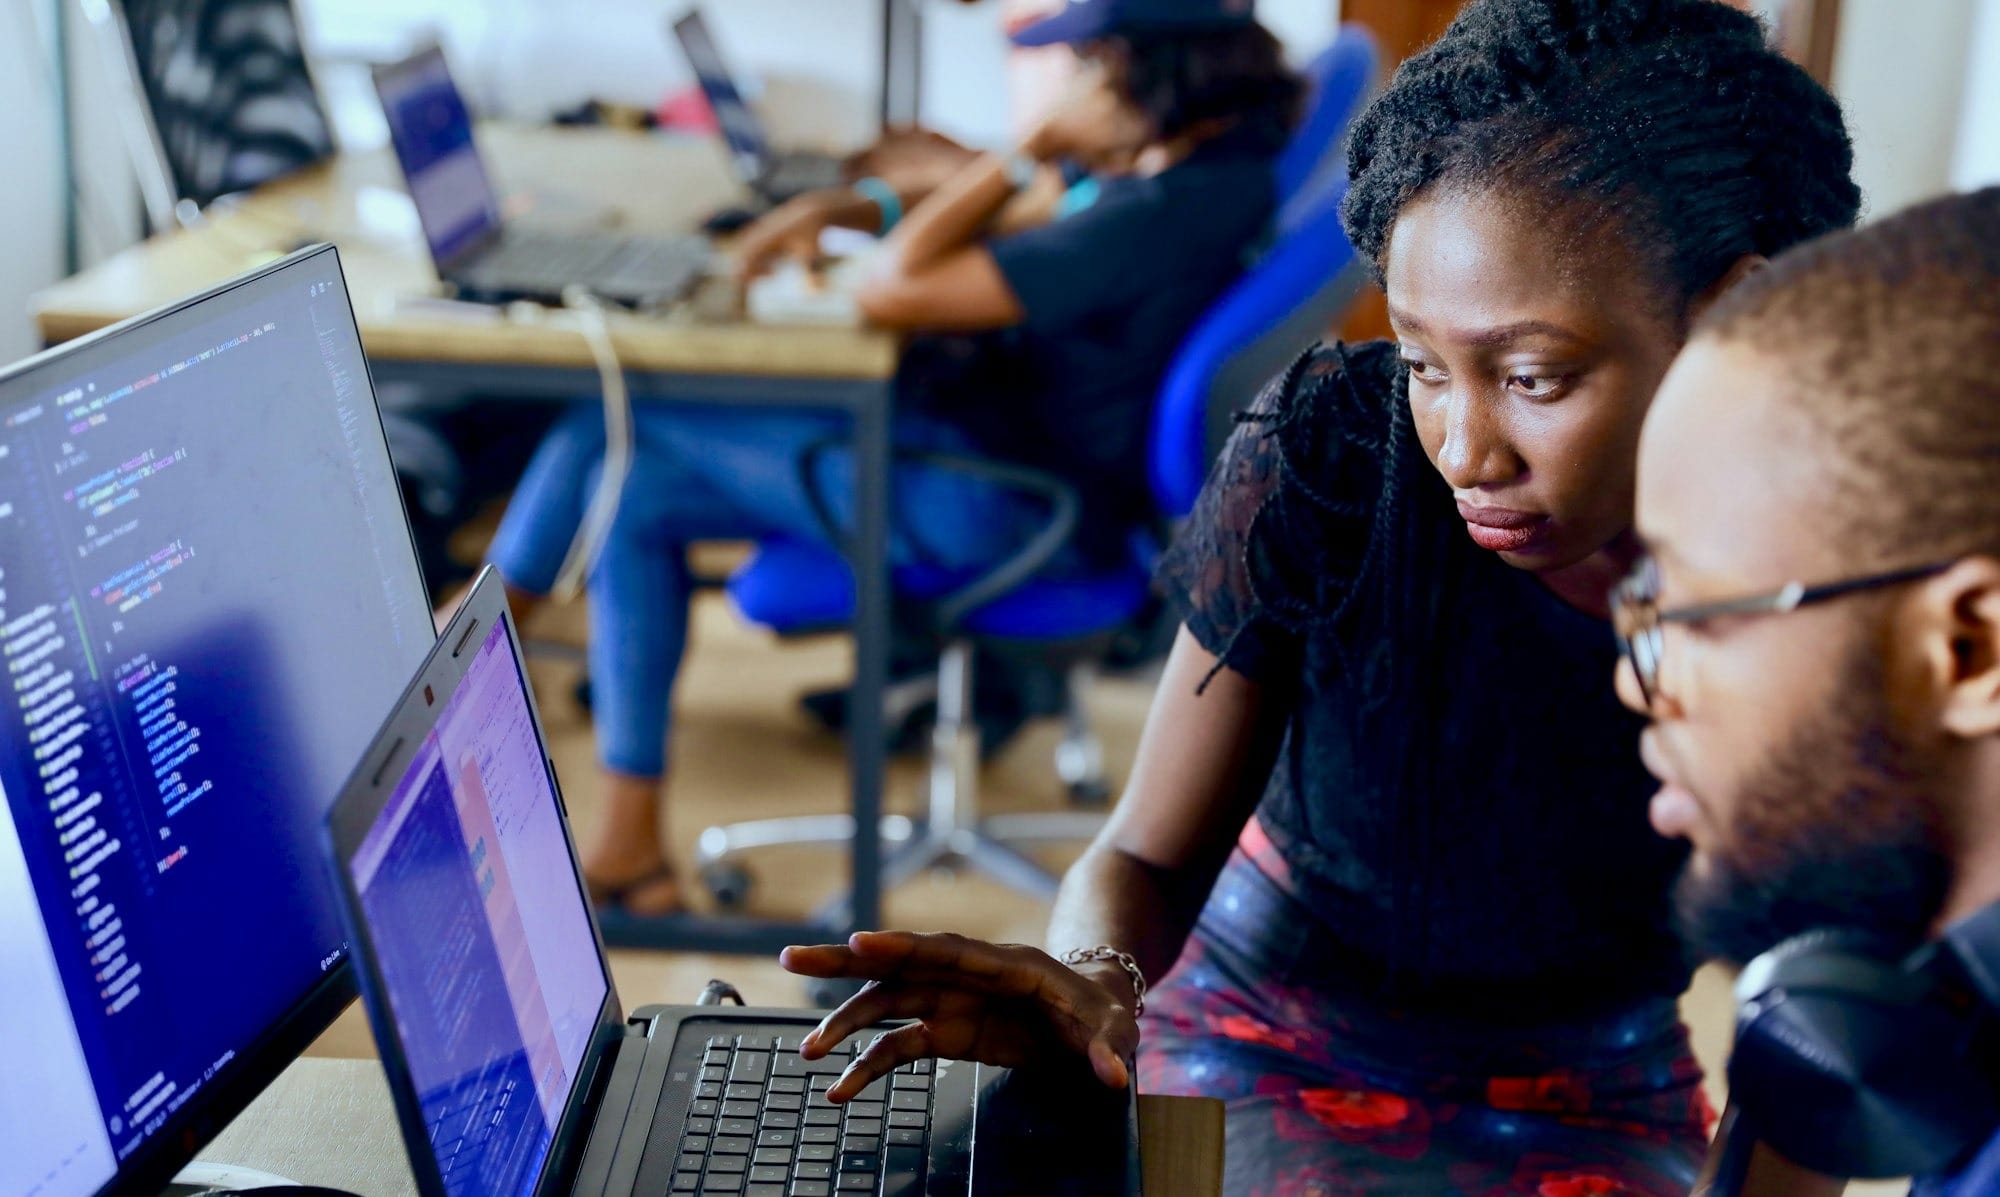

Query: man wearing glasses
[[1614, 186, 2000, 1194]]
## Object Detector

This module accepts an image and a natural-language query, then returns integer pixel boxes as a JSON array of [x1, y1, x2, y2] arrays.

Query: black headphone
[[1727, 901, 2000, 1178]]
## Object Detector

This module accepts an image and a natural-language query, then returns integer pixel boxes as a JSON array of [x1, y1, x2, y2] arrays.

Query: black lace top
[[1157, 340, 1691, 1020]]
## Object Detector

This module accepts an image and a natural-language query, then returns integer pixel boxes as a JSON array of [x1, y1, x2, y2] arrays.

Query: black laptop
[[323, 568, 1142, 1196], [671, 10, 848, 205], [373, 44, 711, 308]]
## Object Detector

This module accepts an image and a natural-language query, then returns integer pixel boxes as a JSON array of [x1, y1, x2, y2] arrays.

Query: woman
[[780, 1, 1861, 1192], [483, 7, 1301, 915]]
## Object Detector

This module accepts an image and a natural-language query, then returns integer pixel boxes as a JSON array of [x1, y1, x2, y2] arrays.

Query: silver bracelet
[[1061, 945, 1147, 1016]]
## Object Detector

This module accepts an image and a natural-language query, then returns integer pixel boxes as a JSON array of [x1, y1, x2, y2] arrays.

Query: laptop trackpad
[[928, 1059, 1142, 1195]]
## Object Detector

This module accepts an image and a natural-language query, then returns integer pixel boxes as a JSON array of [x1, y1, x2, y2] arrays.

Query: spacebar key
[[880, 1145, 925, 1197]]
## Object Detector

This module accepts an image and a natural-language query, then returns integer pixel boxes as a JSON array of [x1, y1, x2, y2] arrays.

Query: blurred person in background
[[481, 0, 1301, 917]]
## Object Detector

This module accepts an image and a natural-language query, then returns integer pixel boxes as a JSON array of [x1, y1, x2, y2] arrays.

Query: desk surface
[[32, 126, 899, 381], [203, 1056, 1223, 1196]]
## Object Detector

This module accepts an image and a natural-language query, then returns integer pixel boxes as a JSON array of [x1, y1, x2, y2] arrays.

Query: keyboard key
[[750, 1166, 789, 1184], [804, 1108, 840, 1127], [724, 1101, 762, 1119], [703, 1065, 729, 1082], [840, 1153, 879, 1174], [841, 1135, 880, 1155], [773, 1054, 810, 1078], [726, 1083, 763, 1102], [791, 1183, 831, 1197], [799, 1144, 837, 1163], [856, 1076, 888, 1103], [806, 1089, 837, 1109], [838, 1176, 874, 1192], [685, 1136, 711, 1155], [709, 1035, 736, 1050], [912, 1060, 933, 1075], [722, 1118, 758, 1138], [887, 1112, 925, 1130], [702, 1174, 743, 1194], [804, 1057, 849, 1076], [732, 1052, 772, 1084], [698, 1083, 724, 1100], [761, 1112, 802, 1131], [713, 1136, 752, 1155], [777, 1035, 806, 1053], [766, 1093, 804, 1112], [710, 1156, 748, 1174], [691, 1100, 720, 1118], [759, 1129, 799, 1149], [845, 1119, 882, 1137], [672, 1172, 701, 1193], [770, 1077, 806, 1095], [801, 1127, 839, 1145], [890, 1075, 928, 1091], [795, 1162, 834, 1181], [679, 1154, 707, 1173], [747, 1187, 785, 1197], [687, 1118, 715, 1136], [846, 1102, 884, 1121], [754, 1148, 793, 1167], [889, 1092, 927, 1113], [738, 1035, 775, 1052], [887, 1128, 924, 1148]]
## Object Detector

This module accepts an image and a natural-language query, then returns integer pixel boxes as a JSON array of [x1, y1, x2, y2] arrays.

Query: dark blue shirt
[[928, 122, 1278, 546]]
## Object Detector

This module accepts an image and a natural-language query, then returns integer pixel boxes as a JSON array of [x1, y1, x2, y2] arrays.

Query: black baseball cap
[[1009, 0, 1257, 47]]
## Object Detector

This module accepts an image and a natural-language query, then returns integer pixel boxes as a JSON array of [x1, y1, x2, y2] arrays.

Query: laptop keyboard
[[477, 231, 710, 301], [670, 1033, 932, 1197]]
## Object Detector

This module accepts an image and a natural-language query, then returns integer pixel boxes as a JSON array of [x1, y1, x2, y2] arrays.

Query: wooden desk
[[32, 125, 898, 380], [30, 126, 901, 957], [202, 1057, 1225, 1197]]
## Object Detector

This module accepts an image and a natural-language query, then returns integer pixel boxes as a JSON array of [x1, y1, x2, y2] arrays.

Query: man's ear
[[1915, 556, 2000, 740], [1686, 254, 1768, 327]]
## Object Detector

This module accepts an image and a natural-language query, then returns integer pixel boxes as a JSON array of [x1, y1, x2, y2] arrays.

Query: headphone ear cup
[[1729, 935, 2000, 1178]]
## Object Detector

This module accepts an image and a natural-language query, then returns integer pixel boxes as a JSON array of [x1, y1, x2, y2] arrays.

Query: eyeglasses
[[1610, 556, 1954, 710]]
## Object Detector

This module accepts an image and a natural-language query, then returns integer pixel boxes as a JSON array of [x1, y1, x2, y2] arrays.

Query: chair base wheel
[[701, 860, 754, 910]]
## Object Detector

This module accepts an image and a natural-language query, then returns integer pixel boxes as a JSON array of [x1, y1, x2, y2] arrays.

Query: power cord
[[552, 286, 634, 601]]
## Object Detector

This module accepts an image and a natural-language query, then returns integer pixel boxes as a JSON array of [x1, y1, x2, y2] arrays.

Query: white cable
[[551, 287, 634, 601]]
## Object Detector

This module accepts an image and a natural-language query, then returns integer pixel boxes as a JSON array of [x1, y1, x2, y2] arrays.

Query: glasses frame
[[1612, 559, 1954, 709]]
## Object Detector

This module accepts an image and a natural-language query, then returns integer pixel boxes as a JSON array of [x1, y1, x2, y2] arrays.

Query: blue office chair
[[694, 165, 1368, 911], [1275, 26, 1379, 221]]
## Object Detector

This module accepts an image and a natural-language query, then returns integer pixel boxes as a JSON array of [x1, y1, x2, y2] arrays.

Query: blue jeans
[[487, 404, 1057, 777]]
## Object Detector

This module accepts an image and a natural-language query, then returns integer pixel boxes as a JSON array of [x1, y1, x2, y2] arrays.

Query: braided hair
[[1340, 0, 1860, 309]]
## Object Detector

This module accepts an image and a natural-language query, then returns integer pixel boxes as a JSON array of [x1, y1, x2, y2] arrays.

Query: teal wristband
[[853, 177, 901, 236]]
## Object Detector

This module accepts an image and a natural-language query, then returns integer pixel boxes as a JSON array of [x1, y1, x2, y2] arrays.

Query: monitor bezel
[[325, 566, 627, 1197], [0, 242, 434, 1197]]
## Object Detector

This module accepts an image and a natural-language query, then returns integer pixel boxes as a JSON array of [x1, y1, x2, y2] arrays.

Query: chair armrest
[[795, 438, 1082, 630]]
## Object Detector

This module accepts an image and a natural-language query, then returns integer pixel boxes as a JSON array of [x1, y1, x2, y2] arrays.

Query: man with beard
[[1617, 185, 2000, 1193]]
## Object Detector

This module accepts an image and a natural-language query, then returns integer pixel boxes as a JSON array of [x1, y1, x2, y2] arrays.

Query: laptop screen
[[347, 617, 607, 1197], [376, 47, 502, 270], [672, 11, 771, 178], [0, 248, 429, 1196]]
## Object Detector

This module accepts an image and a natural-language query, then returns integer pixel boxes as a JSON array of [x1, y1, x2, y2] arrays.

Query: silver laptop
[[373, 44, 711, 308], [323, 568, 1142, 1196], [671, 10, 847, 204]]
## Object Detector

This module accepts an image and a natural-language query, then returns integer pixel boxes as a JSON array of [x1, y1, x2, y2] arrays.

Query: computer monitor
[[0, 246, 431, 1197], [372, 45, 503, 274], [672, 10, 774, 183]]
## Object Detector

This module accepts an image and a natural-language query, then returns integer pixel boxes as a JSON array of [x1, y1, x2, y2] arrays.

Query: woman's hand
[[732, 192, 841, 283], [779, 930, 1141, 1102]]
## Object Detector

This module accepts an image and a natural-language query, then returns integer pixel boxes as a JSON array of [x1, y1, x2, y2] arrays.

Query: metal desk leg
[[843, 378, 893, 936]]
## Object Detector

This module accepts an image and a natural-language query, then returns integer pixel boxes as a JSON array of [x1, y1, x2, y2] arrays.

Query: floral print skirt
[[1137, 819, 1715, 1196]]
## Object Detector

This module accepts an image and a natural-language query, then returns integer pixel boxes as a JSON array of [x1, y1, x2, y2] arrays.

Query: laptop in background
[[671, 10, 848, 204], [373, 44, 712, 309], [324, 567, 1142, 1196]]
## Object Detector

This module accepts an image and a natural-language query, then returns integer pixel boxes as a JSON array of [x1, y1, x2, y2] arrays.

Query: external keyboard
[[669, 1033, 933, 1197]]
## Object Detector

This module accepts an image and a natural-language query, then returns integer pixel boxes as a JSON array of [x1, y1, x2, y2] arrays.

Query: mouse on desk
[[701, 205, 765, 235]]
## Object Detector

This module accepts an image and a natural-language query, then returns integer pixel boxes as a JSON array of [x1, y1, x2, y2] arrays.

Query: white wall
[[1831, 0, 1980, 220], [1953, 0, 2000, 192]]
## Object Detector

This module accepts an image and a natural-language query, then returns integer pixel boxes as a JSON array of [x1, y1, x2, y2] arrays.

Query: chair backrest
[[1273, 25, 1379, 212], [1148, 170, 1368, 518], [90, 0, 335, 227]]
